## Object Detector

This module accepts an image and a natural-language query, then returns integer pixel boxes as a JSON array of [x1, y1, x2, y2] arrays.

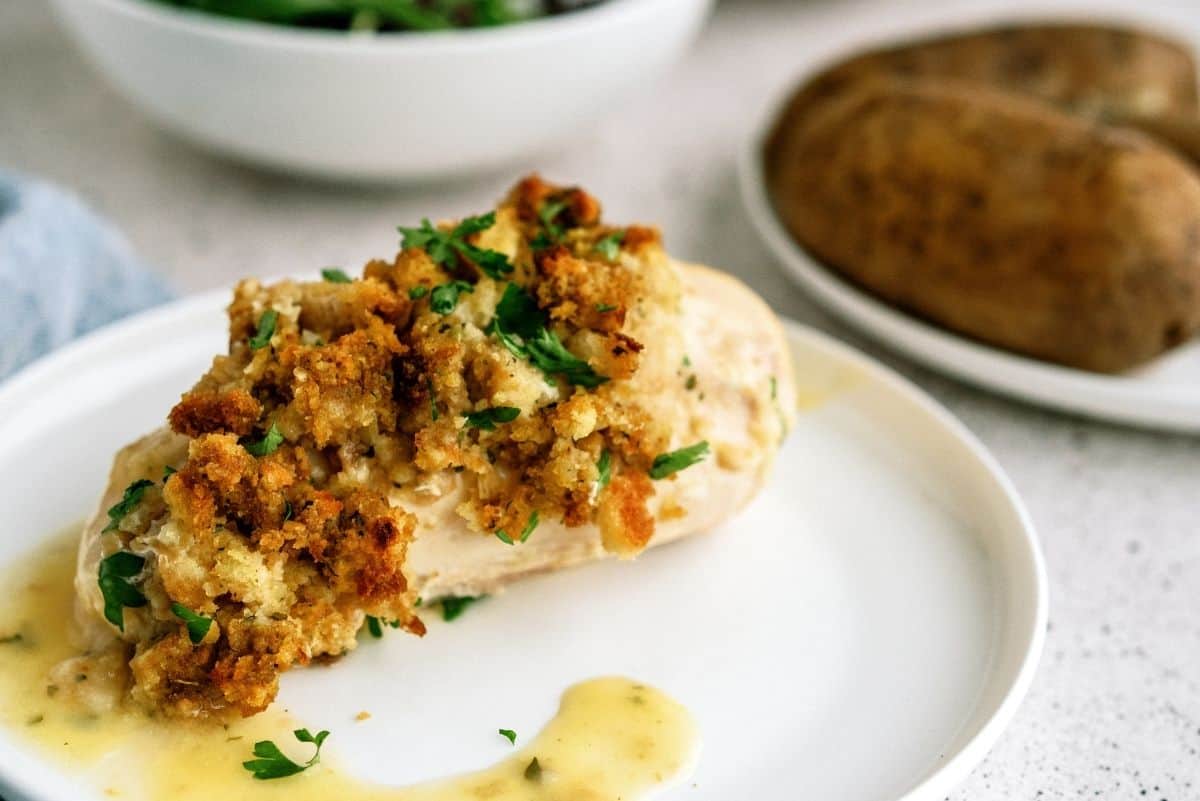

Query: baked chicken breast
[[67, 177, 796, 719]]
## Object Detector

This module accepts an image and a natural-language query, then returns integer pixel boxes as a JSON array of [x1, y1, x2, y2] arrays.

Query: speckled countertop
[[2, 0, 1198, 797]]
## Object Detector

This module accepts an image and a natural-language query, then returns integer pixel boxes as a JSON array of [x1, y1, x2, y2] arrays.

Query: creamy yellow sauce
[[0, 531, 699, 801]]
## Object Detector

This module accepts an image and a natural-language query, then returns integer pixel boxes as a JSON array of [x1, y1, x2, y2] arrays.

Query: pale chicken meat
[[69, 177, 797, 719]]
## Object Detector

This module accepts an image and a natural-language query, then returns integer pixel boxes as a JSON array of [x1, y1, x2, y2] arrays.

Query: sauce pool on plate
[[0, 529, 700, 800]]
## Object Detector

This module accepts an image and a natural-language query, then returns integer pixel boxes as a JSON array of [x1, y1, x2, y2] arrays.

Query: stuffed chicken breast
[[66, 177, 796, 719]]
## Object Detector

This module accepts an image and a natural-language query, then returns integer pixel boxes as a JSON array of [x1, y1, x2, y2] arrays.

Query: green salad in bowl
[[146, 0, 601, 31]]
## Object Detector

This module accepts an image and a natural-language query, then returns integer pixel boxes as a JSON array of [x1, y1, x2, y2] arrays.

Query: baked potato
[[765, 75, 1200, 372], [785, 23, 1198, 121]]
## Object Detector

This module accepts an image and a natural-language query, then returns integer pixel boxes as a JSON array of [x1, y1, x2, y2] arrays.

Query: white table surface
[[3, 0, 1199, 798]]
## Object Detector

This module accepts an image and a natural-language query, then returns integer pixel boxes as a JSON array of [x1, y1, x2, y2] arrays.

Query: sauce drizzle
[[0, 531, 699, 801]]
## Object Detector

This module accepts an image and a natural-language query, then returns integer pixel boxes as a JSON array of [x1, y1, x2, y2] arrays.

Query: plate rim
[[738, 98, 1200, 434], [782, 321, 1047, 801], [0, 289, 1047, 801]]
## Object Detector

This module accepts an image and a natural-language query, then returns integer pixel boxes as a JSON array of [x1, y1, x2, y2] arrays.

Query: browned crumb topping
[[106, 176, 684, 719]]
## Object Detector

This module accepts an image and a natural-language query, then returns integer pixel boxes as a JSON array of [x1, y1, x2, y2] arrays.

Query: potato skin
[[766, 77, 1200, 372], [787, 24, 1198, 122]]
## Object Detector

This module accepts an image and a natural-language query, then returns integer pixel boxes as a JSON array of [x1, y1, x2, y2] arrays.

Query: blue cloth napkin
[[0, 170, 173, 381]]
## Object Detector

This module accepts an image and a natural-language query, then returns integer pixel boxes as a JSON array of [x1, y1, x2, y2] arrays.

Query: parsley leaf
[[244, 423, 284, 457], [595, 303, 617, 313], [463, 406, 519, 431], [249, 309, 278, 351], [98, 551, 147, 631], [596, 450, 612, 491], [162, 465, 177, 483], [102, 479, 155, 533], [489, 284, 607, 387], [526, 328, 608, 387], [430, 280, 474, 315], [321, 268, 352, 284], [398, 213, 513, 280], [408, 285, 429, 300], [538, 200, 568, 242], [441, 595, 482, 621], [171, 603, 213, 644], [519, 511, 539, 543], [495, 511, 538, 546], [594, 230, 626, 260], [498, 728, 517, 745], [363, 615, 401, 639], [242, 729, 329, 781], [427, 378, 439, 421], [649, 441, 710, 480]]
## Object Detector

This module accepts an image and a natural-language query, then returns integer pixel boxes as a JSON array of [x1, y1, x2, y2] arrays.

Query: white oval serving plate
[[0, 289, 1045, 801], [740, 116, 1200, 435]]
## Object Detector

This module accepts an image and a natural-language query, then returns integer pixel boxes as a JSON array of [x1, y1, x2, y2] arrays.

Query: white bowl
[[50, 0, 712, 181]]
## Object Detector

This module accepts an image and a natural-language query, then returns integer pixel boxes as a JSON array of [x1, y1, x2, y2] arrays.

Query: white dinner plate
[[739, 112, 1200, 434], [0, 288, 1046, 801]]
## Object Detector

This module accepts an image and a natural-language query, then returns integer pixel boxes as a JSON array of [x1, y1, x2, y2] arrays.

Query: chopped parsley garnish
[[398, 213, 513, 280], [430, 280, 474, 314], [524, 757, 543, 782], [102, 479, 155, 533], [408, 285, 429, 300], [685, 375, 697, 390], [364, 615, 402, 638], [321, 268, 352, 284], [162, 465, 176, 483], [538, 199, 568, 242], [441, 595, 482, 621], [242, 729, 329, 781], [595, 303, 617, 313], [98, 551, 147, 631], [498, 728, 517, 745], [495, 511, 538, 545], [596, 450, 612, 491], [463, 406, 519, 431], [244, 423, 284, 457], [490, 283, 607, 387], [249, 309, 278, 351], [649, 441, 710, 480], [770, 375, 778, 400], [171, 603, 213, 644], [282, 499, 293, 522], [594, 230, 625, 260], [427, 378, 439, 421], [0, 633, 23, 645], [519, 511, 539, 543]]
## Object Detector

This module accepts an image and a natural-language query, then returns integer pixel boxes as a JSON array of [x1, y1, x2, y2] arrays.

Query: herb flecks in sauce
[[0, 544, 699, 801]]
